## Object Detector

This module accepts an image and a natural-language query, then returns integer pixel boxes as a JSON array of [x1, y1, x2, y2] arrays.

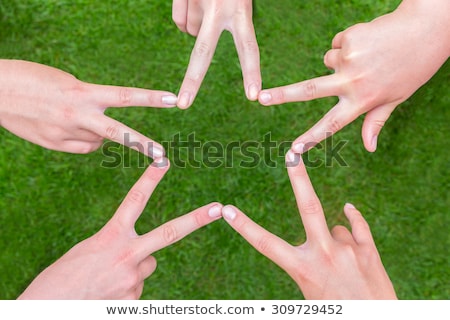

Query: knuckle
[[234, 218, 250, 233], [340, 242, 356, 256], [162, 224, 179, 245], [242, 40, 259, 54], [67, 80, 88, 99], [340, 30, 353, 47], [128, 190, 147, 205], [184, 73, 203, 84], [105, 125, 120, 140], [270, 88, 286, 104], [323, 50, 335, 69], [299, 199, 322, 215], [371, 118, 387, 130], [194, 41, 212, 57], [144, 91, 156, 105], [236, 0, 253, 12], [193, 211, 205, 229], [302, 80, 318, 99], [340, 50, 354, 64], [255, 235, 273, 255], [118, 87, 133, 105], [298, 133, 319, 151], [326, 116, 343, 134]]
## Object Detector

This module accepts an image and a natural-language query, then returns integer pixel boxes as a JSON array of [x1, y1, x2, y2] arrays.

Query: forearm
[[397, 0, 450, 57]]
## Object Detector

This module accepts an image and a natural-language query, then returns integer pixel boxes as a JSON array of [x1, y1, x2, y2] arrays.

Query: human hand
[[18, 159, 223, 299], [172, 0, 261, 108], [0, 59, 178, 158], [222, 151, 397, 299], [258, 0, 450, 152]]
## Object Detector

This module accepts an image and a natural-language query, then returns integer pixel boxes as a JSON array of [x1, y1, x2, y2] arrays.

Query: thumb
[[361, 103, 397, 152]]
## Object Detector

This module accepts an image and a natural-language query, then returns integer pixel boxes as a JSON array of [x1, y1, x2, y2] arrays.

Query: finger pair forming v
[[177, 17, 222, 109]]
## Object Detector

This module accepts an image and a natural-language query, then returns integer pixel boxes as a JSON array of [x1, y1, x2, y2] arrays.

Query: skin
[[222, 150, 397, 299], [18, 159, 223, 299], [172, 0, 261, 108], [258, 0, 450, 153], [0, 59, 179, 157]]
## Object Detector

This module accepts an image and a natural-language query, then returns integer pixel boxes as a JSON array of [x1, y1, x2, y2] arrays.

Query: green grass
[[0, 0, 448, 300]]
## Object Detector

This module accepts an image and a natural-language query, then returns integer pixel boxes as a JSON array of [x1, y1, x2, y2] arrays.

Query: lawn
[[0, 0, 448, 300]]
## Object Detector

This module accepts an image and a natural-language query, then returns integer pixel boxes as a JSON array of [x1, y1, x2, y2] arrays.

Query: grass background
[[0, 0, 448, 299]]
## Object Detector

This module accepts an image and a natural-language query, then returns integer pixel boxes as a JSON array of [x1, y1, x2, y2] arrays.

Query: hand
[[172, 0, 261, 108], [18, 159, 223, 299], [222, 150, 397, 299], [0, 59, 179, 158], [258, 0, 450, 152]]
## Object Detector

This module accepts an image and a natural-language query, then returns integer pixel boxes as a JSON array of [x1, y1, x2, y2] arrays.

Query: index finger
[[332, 30, 344, 49], [90, 115, 165, 159], [231, 13, 261, 101], [222, 205, 299, 275], [113, 158, 170, 229], [286, 150, 332, 242], [85, 83, 178, 108], [177, 18, 222, 109], [258, 74, 342, 106], [137, 202, 223, 258]]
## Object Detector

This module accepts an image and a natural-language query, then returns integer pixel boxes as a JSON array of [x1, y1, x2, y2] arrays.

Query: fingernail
[[162, 95, 178, 106], [259, 92, 272, 104], [151, 147, 164, 159], [292, 142, 305, 154], [222, 206, 237, 221], [286, 149, 302, 167], [248, 83, 259, 101], [208, 204, 222, 218], [153, 157, 169, 168], [371, 135, 378, 152], [286, 149, 297, 163], [345, 203, 356, 209], [178, 92, 191, 109]]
